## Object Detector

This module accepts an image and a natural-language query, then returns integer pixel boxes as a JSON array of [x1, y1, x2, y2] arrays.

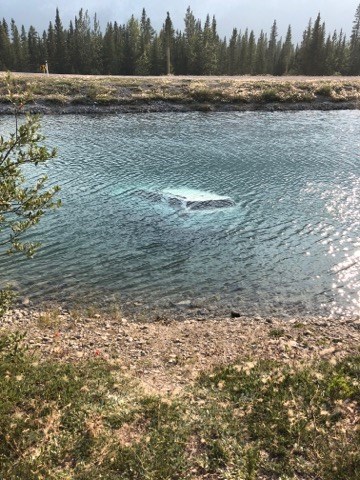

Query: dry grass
[[1, 73, 360, 107], [0, 331, 359, 479]]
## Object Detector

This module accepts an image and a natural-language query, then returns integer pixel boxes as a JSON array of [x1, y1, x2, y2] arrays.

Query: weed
[[261, 88, 281, 102], [269, 327, 285, 338], [316, 84, 333, 96], [0, 287, 15, 317], [37, 308, 62, 329], [293, 321, 305, 328]]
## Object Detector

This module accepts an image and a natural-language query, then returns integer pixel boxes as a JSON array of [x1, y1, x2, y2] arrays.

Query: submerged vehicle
[[135, 188, 236, 210]]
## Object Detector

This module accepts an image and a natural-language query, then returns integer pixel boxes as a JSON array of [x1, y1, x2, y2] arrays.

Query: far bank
[[0, 73, 360, 113]]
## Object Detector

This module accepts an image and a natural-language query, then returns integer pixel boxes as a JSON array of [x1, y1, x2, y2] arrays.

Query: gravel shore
[[2, 307, 359, 395], [0, 99, 359, 115]]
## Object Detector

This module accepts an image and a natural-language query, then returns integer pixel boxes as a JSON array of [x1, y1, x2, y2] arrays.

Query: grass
[[37, 308, 63, 329], [0, 332, 359, 479], [268, 327, 286, 338], [1, 73, 360, 108]]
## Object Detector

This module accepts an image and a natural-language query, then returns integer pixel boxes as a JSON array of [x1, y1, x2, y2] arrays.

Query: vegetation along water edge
[[1, 73, 360, 114]]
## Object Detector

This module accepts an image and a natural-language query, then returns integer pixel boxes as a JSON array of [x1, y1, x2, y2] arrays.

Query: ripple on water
[[0, 111, 360, 317]]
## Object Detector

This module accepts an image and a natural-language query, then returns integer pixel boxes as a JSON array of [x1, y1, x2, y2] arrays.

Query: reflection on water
[[304, 176, 360, 316], [0, 111, 359, 317]]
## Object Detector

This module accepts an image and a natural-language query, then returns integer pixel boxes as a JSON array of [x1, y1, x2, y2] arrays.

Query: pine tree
[[66, 20, 76, 73], [28, 26, 41, 71], [0, 19, 13, 70], [239, 29, 249, 74], [228, 28, 238, 75], [73, 9, 92, 74], [20, 25, 29, 71], [46, 21, 56, 72], [277, 25, 294, 75], [123, 15, 140, 75], [10, 19, 22, 70], [296, 19, 312, 74], [202, 14, 217, 74], [267, 20, 278, 74], [163, 12, 174, 75], [211, 15, 220, 74], [218, 37, 228, 74], [183, 7, 197, 74], [247, 30, 256, 74], [0, 74, 60, 317], [335, 29, 348, 74], [254, 30, 267, 74], [150, 33, 164, 75], [102, 22, 115, 74], [350, 4, 360, 74], [324, 32, 336, 74], [172, 30, 186, 74], [54, 8, 67, 73], [309, 13, 326, 74], [136, 9, 154, 75], [91, 13, 103, 74], [114, 22, 125, 74]]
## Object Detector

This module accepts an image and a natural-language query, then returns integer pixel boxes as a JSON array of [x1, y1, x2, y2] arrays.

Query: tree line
[[1, 5, 360, 76]]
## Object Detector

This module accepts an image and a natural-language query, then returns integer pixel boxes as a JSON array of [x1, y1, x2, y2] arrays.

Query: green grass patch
[[196, 357, 360, 479], [316, 83, 333, 97], [1, 332, 359, 479], [268, 327, 285, 338], [261, 88, 282, 102]]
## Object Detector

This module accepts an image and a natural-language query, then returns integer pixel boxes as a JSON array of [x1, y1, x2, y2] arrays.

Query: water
[[1, 111, 359, 317]]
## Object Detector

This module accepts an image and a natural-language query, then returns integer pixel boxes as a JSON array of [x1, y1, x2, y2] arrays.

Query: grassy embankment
[[1, 73, 360, 108], [1, 329, 359, 479]]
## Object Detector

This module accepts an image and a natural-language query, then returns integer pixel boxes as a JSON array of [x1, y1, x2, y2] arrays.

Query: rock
[[231, 311, 241, 318], [21, 297, 31, 306], [319, 347, 336, 356], [175, 300, 192, 308]]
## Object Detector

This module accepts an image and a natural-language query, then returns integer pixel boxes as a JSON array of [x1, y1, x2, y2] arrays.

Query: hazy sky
[[1, 0, 358, 41]]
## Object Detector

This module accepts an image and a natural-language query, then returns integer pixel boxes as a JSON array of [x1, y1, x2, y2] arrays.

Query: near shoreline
[[1, 73, 360, 114], [2, 306, 359, 394]]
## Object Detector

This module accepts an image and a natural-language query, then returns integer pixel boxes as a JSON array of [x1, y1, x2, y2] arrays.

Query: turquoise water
[[1, 111, 359, 317]]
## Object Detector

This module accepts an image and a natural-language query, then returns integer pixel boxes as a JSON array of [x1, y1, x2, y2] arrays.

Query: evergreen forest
[[1, 5, 360, 76]]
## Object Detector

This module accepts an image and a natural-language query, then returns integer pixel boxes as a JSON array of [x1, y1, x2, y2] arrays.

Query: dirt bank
[[1, 73, 360, 114]]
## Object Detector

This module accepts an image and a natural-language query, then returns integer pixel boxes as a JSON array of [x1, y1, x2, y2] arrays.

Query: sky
[[1, 0, 358, 41]]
